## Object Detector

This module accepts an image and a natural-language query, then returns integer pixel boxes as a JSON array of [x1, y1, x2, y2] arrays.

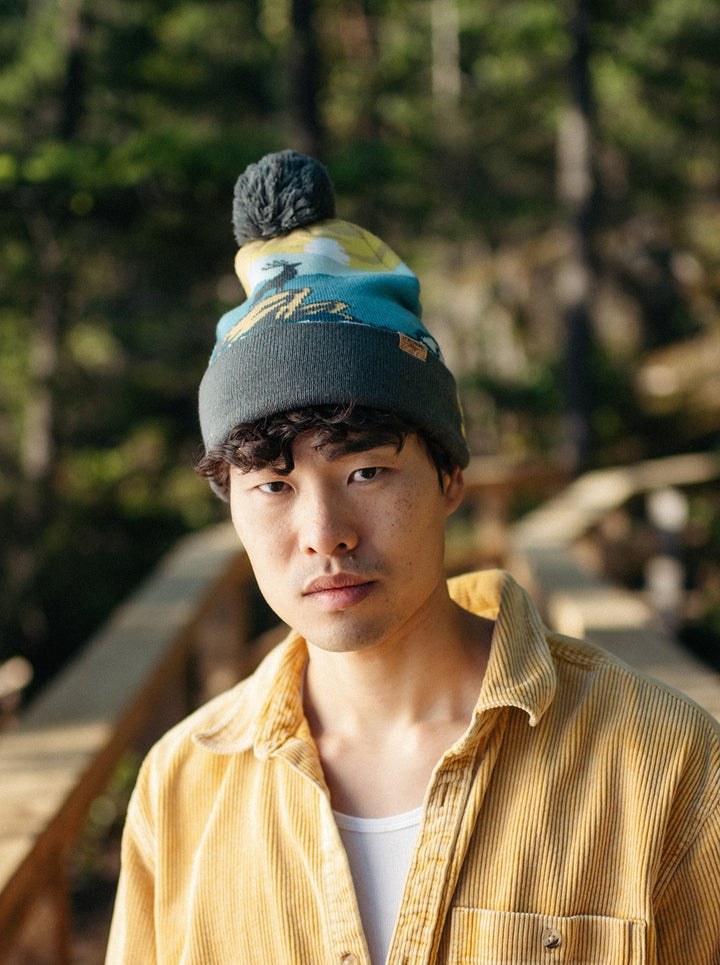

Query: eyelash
[[258, 480, 289, 494], [351, 467, 382, 482], [256, 467, 384, 494]]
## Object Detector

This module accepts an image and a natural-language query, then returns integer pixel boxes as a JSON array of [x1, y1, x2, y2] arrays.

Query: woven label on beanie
[[398, 333, 429, 361]]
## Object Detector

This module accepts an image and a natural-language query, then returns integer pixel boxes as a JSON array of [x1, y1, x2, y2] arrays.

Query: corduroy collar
[[193, 570, 557, 756]]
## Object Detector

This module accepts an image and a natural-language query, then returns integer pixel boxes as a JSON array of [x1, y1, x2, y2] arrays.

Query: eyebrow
[[312, 439, 404, 462]]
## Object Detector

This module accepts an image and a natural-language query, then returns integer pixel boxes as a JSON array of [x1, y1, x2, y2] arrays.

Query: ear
[[443, 465, 464, 517]]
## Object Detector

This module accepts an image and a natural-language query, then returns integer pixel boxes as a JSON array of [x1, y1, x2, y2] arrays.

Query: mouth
[[302, 574, 376, 611]]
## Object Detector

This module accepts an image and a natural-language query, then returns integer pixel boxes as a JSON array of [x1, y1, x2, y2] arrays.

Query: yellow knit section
[[234, 219, 405, 291]]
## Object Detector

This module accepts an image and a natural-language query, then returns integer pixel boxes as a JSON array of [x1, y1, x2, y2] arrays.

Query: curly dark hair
[[195, 403, 458, 499]]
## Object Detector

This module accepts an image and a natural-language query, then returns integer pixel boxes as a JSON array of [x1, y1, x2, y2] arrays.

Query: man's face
[[229, 431, 464, 655]]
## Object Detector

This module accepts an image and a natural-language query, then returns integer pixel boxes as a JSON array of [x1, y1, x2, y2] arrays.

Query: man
[[106, 151, 720, 964]]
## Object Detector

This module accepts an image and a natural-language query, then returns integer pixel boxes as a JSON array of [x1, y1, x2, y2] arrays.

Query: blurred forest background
[[1, 0, 719, 697]]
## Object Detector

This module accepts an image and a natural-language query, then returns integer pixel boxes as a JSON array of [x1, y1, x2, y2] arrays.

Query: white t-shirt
[[334, 807, 423, 965]]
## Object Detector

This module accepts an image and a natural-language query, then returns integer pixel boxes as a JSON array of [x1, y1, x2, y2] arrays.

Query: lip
[[302, 573, 375, 611]]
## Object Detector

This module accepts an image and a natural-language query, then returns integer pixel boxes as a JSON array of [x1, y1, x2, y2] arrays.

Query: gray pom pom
[[232, 150, 336, 246]]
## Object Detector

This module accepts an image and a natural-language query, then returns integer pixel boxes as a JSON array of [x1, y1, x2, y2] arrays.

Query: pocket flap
[[449, 908, 646, 964]]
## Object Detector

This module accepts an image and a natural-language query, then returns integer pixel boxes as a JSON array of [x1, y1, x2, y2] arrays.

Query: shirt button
[[339, 954, 358, 965], [542, 927, 562, 950]]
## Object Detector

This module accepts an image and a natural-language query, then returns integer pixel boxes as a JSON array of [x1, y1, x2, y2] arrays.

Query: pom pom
[[232, 150, 336, 246]]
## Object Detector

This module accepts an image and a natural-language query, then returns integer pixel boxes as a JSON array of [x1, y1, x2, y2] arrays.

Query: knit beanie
[[198, 150, 468, 469]]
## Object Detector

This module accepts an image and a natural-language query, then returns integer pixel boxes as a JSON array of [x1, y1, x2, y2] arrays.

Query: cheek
[[236, 522, 281, 572], [231, 511, 278, 576], [238, 537, 292, 618], [378, 493, 447, 576], [394, 483, 446, 538]]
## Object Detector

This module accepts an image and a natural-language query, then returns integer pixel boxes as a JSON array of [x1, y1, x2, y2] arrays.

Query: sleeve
[[104, 758, 158, 964], [654, 789, 720, 963]]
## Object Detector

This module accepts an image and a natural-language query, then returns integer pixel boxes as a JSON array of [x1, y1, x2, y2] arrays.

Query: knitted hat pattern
[[198, 150, 468, 468]]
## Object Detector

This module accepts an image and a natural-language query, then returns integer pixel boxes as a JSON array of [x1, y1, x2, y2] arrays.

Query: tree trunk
[[289, 0, 324, 157], [557, 0, 595, 471], [2, 0, 86, 656], [431, 0, 461, 129]]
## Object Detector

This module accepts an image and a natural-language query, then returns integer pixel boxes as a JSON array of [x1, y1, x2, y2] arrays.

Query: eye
[[257, 479, 290, 494], [350, 466, 383, 483]]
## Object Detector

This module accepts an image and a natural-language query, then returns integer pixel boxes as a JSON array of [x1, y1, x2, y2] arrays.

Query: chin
[[302, 619, 392, 655]]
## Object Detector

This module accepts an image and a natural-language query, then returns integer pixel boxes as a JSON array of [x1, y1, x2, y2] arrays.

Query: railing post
[[0, 850, 71, 965], [472, 488, 511, 568], [192, 562, 253, 706], [53, 852, 73, 965]]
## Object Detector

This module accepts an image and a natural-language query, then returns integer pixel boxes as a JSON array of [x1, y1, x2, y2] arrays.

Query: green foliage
[[1, 0, 720, 687]]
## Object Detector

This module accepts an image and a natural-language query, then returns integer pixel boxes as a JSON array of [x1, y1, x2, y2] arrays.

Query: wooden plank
[[511, 469, 720, 723]]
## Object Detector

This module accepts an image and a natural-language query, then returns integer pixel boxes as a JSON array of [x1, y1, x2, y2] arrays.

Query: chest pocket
[[449, 908, 647, 964]]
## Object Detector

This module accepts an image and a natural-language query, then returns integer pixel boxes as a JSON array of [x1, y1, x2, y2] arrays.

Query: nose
[[297, 487, 359, 557]]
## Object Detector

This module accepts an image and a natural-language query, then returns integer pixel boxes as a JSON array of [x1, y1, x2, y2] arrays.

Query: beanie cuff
[[199, 322, 468, 467]]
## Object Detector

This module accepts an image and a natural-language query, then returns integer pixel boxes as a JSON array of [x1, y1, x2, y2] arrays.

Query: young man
[[106, 152, 720, 964]]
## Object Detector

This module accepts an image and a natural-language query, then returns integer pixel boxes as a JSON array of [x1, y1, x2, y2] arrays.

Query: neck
[[301, 589, 494, 817], [303, 593, 493, 737]]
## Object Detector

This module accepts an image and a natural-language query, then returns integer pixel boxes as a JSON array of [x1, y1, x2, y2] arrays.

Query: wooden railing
[[511, 451, 720, 720], [2, 453, 720, 962], [0, 522, 278, 962]]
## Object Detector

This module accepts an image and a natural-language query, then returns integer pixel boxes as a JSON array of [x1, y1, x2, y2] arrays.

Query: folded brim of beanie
[[199, 318, 468, 468]]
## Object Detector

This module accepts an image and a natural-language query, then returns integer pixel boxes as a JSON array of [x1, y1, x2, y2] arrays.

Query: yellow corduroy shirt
[[106, 570, 720, 965]]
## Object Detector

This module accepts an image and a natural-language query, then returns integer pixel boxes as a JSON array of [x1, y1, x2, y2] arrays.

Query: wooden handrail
[[0, 523, 252, 961], [511, 451, 720, 721]]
